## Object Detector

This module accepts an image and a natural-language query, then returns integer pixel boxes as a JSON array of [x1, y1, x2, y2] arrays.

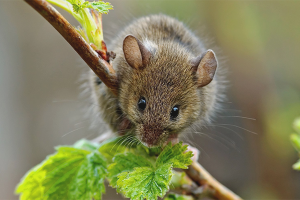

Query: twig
[[184, 162, 243, 200], [24, 0, 118, 95]]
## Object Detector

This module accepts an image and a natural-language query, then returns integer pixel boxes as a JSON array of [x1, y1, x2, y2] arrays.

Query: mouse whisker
[[61, 126, 85, 137], [207, 124, 257, 135]]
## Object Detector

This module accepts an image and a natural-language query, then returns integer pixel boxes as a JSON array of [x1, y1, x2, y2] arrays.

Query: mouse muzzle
[[138, 124, 167, 148]]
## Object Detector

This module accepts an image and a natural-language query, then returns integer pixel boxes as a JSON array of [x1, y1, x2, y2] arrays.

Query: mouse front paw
[[186, 144, 200, 162]]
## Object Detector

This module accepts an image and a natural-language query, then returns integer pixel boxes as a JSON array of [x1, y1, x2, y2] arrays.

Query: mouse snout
[[139, 124, 167, 148]]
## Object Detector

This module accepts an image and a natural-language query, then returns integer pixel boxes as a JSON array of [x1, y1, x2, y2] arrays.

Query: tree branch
[[184, 162, 243, 200], [24, 0, 118, 95]]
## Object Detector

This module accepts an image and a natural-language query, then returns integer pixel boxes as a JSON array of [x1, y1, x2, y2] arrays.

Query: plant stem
[[24, 0, 118, 95]]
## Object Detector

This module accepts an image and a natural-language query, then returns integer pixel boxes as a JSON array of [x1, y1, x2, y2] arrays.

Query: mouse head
[[119, 35, 218, 147]]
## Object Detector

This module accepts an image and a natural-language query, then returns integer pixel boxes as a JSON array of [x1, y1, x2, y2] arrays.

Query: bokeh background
[[1, 0, 300, 199]]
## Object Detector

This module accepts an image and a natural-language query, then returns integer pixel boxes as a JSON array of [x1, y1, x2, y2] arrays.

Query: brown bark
[[185, 162, 243, 200]]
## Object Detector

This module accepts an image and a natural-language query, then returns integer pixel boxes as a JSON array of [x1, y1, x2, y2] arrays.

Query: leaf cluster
[[108, 142, 193, 200], [16, 138, 193, 200], [66, 0, 113, 14], [47, 0, 113, 50]]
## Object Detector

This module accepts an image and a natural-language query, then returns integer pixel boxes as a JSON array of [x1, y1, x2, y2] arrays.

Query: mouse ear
[[191, 49, 218, 87], [123, 35, 151, 69]]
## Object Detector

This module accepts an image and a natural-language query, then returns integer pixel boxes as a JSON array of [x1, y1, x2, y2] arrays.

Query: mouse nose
[[140, 124, 164, 147]]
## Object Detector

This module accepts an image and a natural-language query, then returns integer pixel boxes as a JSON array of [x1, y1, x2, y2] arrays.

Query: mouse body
[[88, 14, 220, 147]]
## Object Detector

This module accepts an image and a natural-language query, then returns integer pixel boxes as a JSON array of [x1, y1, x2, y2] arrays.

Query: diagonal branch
[[184, 162, 243, 200], [24, 0, 118, 95]]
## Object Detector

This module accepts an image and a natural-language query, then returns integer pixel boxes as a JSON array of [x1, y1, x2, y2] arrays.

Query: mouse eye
[[170, 105, 179, 120], [138, 97, 146, 111]]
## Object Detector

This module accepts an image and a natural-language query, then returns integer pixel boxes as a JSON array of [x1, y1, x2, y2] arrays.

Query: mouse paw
[[185, 144, 200, 162]]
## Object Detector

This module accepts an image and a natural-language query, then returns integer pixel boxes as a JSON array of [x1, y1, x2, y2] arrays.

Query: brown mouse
[[88, 14, 220, 148]]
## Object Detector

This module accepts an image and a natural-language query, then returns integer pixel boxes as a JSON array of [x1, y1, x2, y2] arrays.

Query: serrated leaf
[[117, 164, 173, 200], [89, 1, 113, 14], [74, 138, 99, 151], [98, 137, 128, 163], [16, 146, 107, 200], [16, 165, 46, 200], [66, 0, 113, 14], [109, 142, 193, 200], [108, 153, 153, 187], [156, 142, 193, 169], [65, 0, 82, 13]]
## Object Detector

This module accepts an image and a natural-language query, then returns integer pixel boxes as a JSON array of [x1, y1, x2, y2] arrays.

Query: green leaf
[[156, 142, 193, 169], [16, 145, 107, 200], [108, 153, 153, 187], [164, 193, 194, 200], [16, 165, 46, 200], [170, 171, 193, 189], [109, 142, 193, 200], [98, 137, 128, 163], [65, 0, 113, 14], [89, 1, 113, 14], [117, 164, 173, 200], [74, 138, 99, 151]]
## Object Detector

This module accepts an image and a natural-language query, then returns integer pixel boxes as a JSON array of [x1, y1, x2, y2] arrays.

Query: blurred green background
[[0, 0, 300, 199]]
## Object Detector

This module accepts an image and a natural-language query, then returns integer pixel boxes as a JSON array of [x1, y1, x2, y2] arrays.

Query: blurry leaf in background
[[263, 88, 300, 159], [293, 117, 300, 134], [291, 117, 300, 170]]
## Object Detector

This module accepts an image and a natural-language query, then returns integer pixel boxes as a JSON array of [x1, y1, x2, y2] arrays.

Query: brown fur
[[89, 14, 219, 147]]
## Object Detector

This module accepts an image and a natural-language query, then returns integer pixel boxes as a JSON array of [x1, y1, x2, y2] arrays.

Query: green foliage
[[89, 1, 113, 14], [117, 165, 172, 200], [47, 0, 113, 50], [108, 142, 193, 200], [98, 137, 128, 163], [156, 142, 193, 169], [164, 193, 194, 200], [65, 0, 113, 14], [16, 139, 193, 200], [16, 141, 107, 200], [290, 117, 300, 170], [108, 153, 154, 188], [169, 171, 193, 189]]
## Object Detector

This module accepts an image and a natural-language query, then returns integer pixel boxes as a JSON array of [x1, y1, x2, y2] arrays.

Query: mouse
[[87, 14, 220, 148]]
